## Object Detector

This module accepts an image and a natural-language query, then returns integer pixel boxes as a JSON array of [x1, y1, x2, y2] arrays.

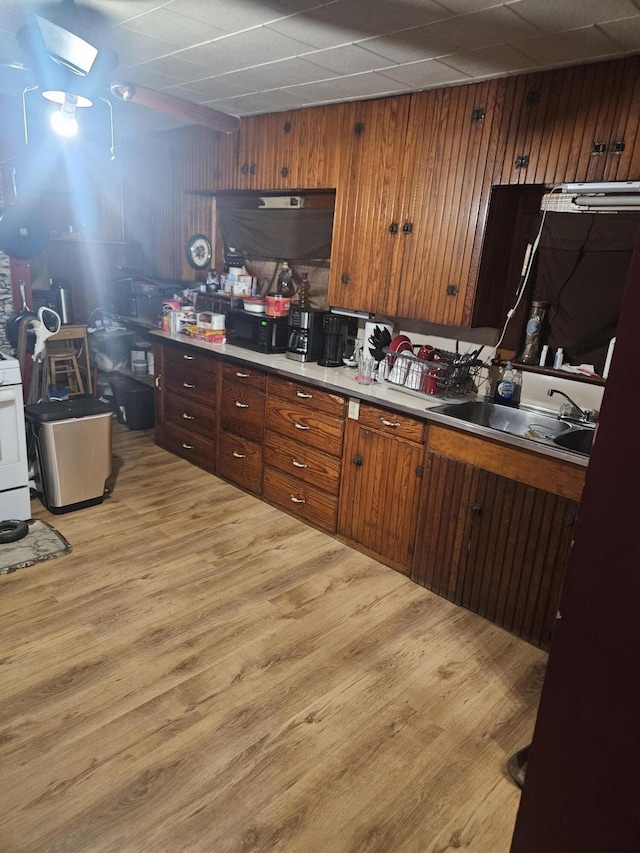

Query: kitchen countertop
[[151, 329, 589, 468]]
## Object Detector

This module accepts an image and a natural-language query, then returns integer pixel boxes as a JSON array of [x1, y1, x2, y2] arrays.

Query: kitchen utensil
[[243, 297, 267, 314], [355, 356, 376, 385]]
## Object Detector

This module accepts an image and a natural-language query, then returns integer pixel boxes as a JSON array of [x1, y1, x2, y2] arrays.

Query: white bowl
[[243, 298, 266, 314]]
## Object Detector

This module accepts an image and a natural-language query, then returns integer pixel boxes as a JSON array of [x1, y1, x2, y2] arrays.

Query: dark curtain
[[220, 208, 334, 262], [534, 211, 639, 374]]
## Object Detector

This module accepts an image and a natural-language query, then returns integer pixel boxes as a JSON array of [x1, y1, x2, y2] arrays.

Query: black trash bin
[[109, 375, 155, 430], [25, 396, 114, 514]]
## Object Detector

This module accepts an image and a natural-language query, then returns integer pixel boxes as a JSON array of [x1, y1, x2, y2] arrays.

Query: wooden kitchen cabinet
[[411, 425, 585, 649], [264, 376, 345, 532], [155, 341, 218, 472], [338, 402, 425, 574], [218, 362, 267, 494]]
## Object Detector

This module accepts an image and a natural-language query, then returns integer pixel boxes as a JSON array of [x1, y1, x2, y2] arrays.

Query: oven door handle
[[0, 390, 18, 403]]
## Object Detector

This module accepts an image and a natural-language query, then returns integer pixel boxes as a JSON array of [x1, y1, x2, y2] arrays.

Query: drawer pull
[[380, 417, 401, 428], [294, 421, 310, 430], [183, 382, 195, 389], [232, 451, 246, 459], [235, 401, 249, 409], [292, 459, 308, 468], [154, 374, 162, 390], [182, 354, 195, 360], [296, 391, 313, 399], [236, 371, 250, 378], [182, 442, 193, 450], [290, 495, 306, 504], [182, 412, 195, 421]]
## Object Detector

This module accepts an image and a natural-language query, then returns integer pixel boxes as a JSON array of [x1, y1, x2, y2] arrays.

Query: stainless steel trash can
[[25, 397, 114, 514]]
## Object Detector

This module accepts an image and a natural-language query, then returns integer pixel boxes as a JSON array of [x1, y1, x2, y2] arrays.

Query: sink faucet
[[547, 389, 595, 423]]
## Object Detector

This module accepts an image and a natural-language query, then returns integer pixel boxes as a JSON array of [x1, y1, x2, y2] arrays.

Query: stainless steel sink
[[432, 401, 573, 441], [552, 427, 595, 456]]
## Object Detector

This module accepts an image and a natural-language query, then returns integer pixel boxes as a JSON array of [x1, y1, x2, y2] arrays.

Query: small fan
[[1, 0, 240, 134]]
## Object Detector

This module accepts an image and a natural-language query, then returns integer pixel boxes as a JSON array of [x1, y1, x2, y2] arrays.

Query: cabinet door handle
[[183, 382, 195, 389], [232, 451, 245, 459], [292, 459, 308, 468], [296, 391, 313, 398], [182, 442, 193, 450], [235, 401, 249, 408], [236, 371, 250, 378], [471, 503, 483, 515], [154, 374, 162, 390], [182, 354, 195, 360], [182, 412, 194, 420], [294, 421, 310, 430], [353, 455, 363, 466], [380, 417, 400, 428], [290, 495, 306, 504]]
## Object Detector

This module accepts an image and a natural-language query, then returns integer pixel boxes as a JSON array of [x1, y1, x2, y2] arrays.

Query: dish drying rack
[[381, 347, 483, 400]]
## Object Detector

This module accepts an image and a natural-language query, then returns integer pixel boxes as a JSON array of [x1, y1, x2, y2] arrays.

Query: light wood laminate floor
[[0, 422, 546, 853]]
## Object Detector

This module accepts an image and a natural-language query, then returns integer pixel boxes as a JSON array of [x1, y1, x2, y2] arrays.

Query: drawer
[[266, 397, 344, 457], [268, 375, 345, 417], [221, 380, 266, 443], [222, 361, 266, 392], [164, 362, 216, 406], [164, 394, 215, 440], [264, 431, 341, 496], [218, 433, 263, 495], [164, 343, 217, 374], [356, 403, 425, 444], [164, 422, 216, 472], [263, 466, 338, 533]]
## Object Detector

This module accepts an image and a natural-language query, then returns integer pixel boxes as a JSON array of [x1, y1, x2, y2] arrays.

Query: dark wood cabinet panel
[[268, 374, 345, 418], [264, 431, 341, 496], [163, 421, 216, 473], [263, 466, 338, 533], [218, 432, 263, 495], [338, 409, 424, 573], [412, 450, 579, 650], [164, 393, 216, 441], [220, 379, 266, 444], [265, 397, 344, 456]]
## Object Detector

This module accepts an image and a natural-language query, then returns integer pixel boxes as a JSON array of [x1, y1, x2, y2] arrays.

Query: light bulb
[[50, 93, 79, 137]]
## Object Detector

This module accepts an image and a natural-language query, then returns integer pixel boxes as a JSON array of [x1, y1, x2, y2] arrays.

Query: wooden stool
[[48, 352, 85, 394]]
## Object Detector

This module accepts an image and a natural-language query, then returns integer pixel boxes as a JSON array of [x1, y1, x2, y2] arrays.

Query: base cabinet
[[411, 427, 583, 650], [218, 362, 266, 495], [338, 403, 425, 574]]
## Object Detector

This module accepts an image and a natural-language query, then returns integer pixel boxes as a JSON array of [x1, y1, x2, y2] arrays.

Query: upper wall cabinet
[[494, 57, 640, 187], [235, 104, 352, 191], [329, 81, 506, 325]]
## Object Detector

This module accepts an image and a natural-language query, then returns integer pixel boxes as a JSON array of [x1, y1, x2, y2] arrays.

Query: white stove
[[0, 351, 31, 521]]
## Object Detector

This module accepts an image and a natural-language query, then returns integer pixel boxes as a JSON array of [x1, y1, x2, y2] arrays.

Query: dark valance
[[220, 208, 334, 262]]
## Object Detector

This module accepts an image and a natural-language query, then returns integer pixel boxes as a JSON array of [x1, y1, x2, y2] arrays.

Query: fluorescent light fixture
[[573, 194, 640, 208], [330, 307, 374, 319], [561, 181, 640, 194], [50, 93, 79, 137]]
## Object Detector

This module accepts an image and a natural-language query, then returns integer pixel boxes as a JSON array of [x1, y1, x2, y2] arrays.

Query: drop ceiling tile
[[132, 54, 220, 83], [356, 27, 460, 64], [111, 28, 179, 63], [164, 0, 285, 31], [117, 66, 183, 91], [513, 25, 626, 65], [598, 15, 640, 50], [378, 57, 472, 87], [120, 8, 227, 45], [172, 42, 256, 74], [329, 0, 455, 32], [213, 58, 339, 90], [214, 26, 319, 60], [508, 0, 639, 33], [91, 1, 172, 25], [436, 0, 514, 12], [304, 44, 395, 74], [263, 0, 325, 14], [425, 5, 542, 50], [264, 6, 367, 49], [214, 92, 310, 115], [166, 79, 249, 101], [441, 43, 540, 76], [310, 70, 409, 98]]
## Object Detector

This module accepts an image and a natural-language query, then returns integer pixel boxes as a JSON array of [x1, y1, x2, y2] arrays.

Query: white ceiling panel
[[0, 0, 638, 132]]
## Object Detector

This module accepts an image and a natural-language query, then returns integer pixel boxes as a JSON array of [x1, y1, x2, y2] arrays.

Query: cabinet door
[[413, 452, 578, 650], [397, 80, 505, 326], [236, 112, 293, 190], [328, 96, 412, 315], [338, 415, 424, 572]]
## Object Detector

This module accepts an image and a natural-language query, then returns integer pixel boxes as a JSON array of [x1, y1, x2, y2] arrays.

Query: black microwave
[[225, 310, 288, 354]]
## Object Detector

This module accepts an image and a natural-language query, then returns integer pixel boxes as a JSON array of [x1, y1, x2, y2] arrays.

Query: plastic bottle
[[494, 361, 516, 406], [277, 261, 294, 298], [520, 301, 549, 364], [553, 348, 564, 369]]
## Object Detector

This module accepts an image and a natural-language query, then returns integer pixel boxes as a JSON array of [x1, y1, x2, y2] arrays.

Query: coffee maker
[[318, 314, 349, 367], [286, 308, 328, 363]]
